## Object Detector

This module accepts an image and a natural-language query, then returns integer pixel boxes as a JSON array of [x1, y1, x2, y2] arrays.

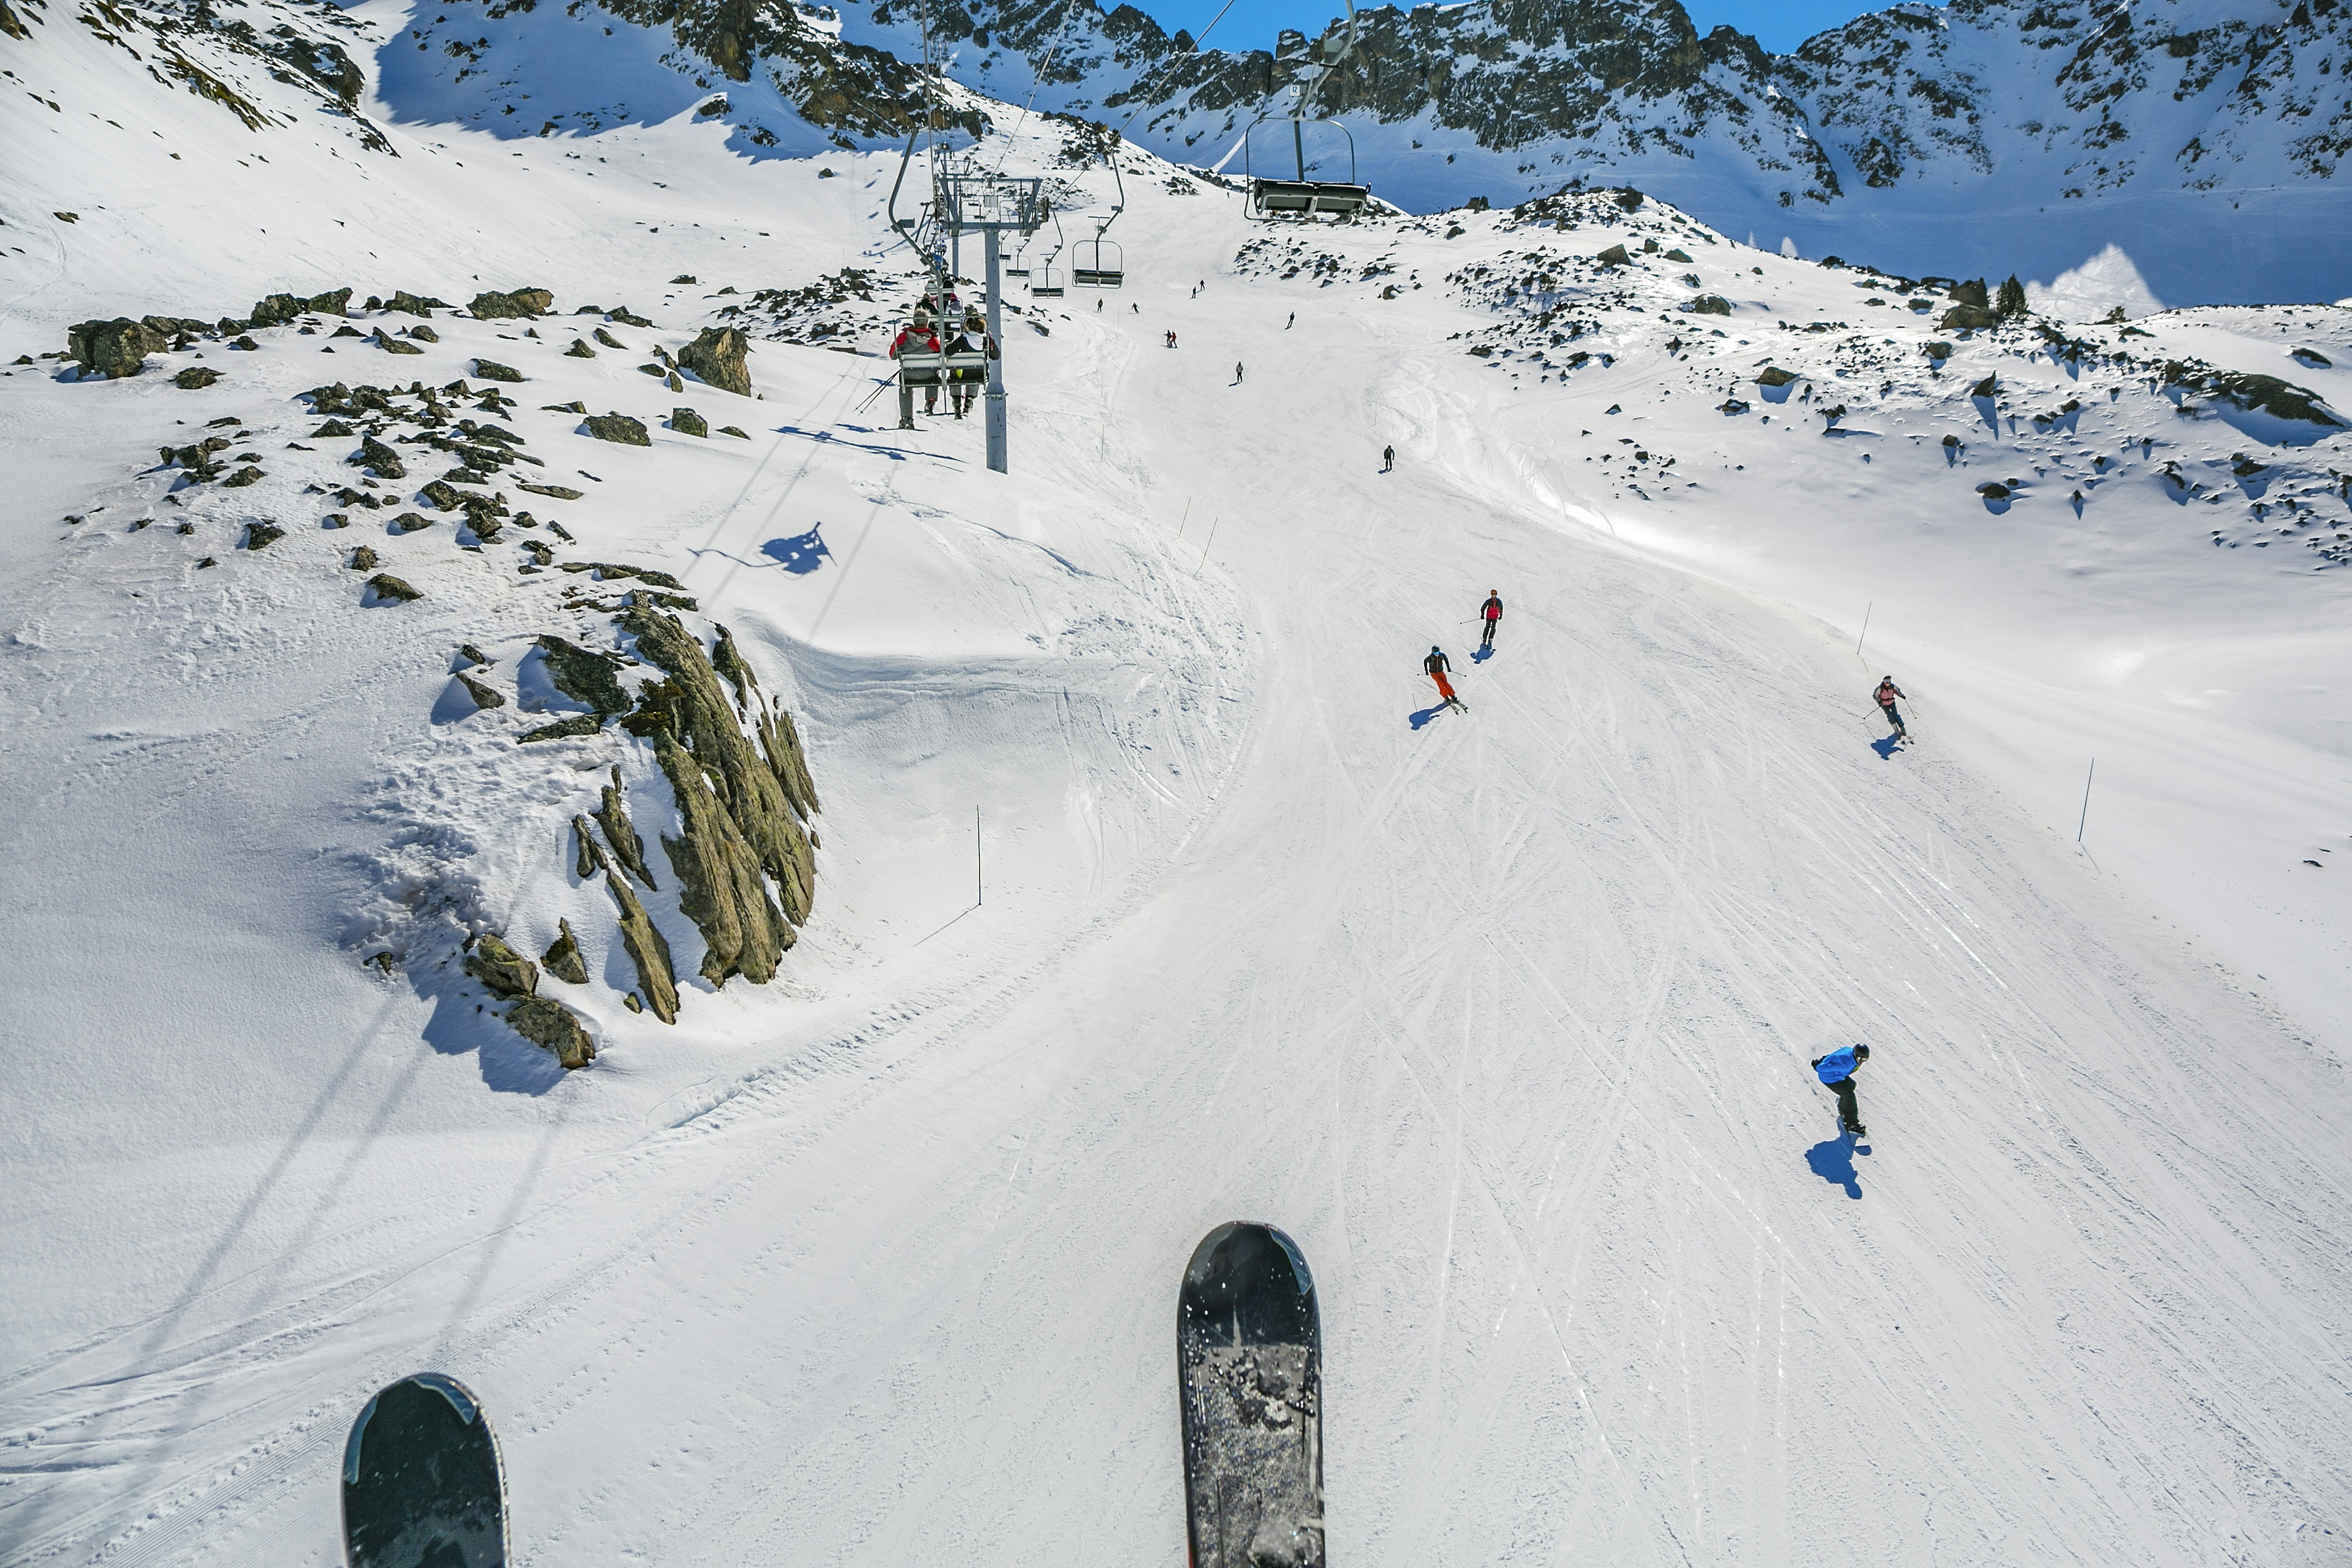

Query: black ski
[[342, 1373, 509, 1568], [1178, 1222, 1324, 1568]]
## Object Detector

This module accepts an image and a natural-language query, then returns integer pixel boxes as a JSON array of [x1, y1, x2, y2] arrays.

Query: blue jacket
[[1814, 1045, 1862, 1085]]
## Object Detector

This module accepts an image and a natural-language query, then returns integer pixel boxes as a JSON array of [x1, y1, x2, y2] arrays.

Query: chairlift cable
[[989, 0, 1086, 177]]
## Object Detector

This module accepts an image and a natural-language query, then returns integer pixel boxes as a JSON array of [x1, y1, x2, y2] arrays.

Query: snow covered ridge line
[[1, 0, 393, 150], [16, 284, 829, 1075]]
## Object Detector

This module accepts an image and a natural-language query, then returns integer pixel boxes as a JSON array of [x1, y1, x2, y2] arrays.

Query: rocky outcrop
[[595, 768, 657, 887], [474, 359, 525, 383], [357, 435, 406, 479], [519, 714, 603, 743], [463, 931, 539, 998], [536, 634, 632, 717], [541, 918, 589, 984], [623, 607, 814, 924], [585, 413, 652, 445], [505, 996, 595, 1068], [758, 698, 822, 822], [651, 726, 790, 986], [599, 0, 946, 136], [604, 865, 681, 1022], [671, 406, 709, 437], [176, 366, 221, 389], [679, 327, 752, 396], [470, 288, 554, 319], [457, 671, 505, 709], [67, 318, 168, 378], [365, 573, 421, 603]]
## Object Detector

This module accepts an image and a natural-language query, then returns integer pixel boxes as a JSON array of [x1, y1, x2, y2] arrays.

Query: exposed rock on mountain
[[841, 0, 2352, 302]]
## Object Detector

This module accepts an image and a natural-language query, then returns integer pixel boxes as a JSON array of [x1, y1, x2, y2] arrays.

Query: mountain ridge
[[832, 0, 2352, 304]]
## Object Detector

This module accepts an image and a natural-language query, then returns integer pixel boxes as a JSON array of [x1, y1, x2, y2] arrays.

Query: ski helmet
[[1854, 1043, 1871, 1059]]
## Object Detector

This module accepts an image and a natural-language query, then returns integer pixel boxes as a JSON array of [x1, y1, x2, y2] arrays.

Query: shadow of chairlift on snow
[[1806, 1134, 1869, 1199], [761, 525, 832, 574]]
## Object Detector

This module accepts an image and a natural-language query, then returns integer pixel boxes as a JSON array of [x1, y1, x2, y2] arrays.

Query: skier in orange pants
[[1425, 646, 1465, 712]]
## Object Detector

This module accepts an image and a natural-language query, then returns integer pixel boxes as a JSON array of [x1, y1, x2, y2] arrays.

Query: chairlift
[[1006, 249, 1032, 279], [1029, 267, 1066, 299], [1072, 139, 1128, 287], [1241, 0, 1373, 222], [1074, 239, 1123, 288]]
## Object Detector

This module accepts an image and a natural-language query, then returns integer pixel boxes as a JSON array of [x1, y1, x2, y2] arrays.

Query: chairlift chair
[[1074, 238, 1124, 288], [1029, 266, 1065, 298], [1240, 0, 1373, 222]]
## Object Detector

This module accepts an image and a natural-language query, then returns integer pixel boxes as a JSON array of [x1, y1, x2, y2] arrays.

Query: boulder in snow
[[585, 413, 652, 446], [679, 327, 753, 396]]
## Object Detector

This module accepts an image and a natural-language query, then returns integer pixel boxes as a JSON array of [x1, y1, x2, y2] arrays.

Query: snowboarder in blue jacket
[[1810, 1043, 1870, 1137]]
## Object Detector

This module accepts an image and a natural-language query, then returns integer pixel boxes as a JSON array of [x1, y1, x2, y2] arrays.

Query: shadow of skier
[[1806, 1136, 1866, 1199]]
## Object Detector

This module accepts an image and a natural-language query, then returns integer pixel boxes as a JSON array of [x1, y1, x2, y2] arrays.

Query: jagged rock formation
[[542, 918, 589, 984], [651, 725, 792, 986], [505, 996, 596, 1068], [595, 769, 657, 887], [603, 865, 682, 1022], [535, 634, 632, 718], [624, 607, 815, 927], [837, 0, 2352, 299], [678, 327, 752, 396], [463, 931, 539, 998], [585, 413, 652, 446]]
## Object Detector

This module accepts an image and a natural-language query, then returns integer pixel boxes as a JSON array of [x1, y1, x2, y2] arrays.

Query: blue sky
[[1141, 0, 1872, 56]]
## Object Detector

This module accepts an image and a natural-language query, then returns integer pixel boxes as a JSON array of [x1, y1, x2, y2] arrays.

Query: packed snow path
[[5, 197, 2350, 1568]]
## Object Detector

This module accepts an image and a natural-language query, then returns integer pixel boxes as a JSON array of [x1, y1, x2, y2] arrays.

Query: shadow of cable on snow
[[1806, 1136, 1867, 1199]]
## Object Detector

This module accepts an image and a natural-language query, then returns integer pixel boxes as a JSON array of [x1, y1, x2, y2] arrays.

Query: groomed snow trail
[[2, 128, 2349, 1568]]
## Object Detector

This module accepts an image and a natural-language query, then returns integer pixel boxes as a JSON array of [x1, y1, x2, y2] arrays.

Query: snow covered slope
[[4, 4, 2352, 1564]]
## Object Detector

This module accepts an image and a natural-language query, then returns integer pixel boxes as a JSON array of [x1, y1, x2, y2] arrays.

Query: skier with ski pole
[[1479, 590, 1503, 651], [1810, 1044, 1870, 1137], [1874, 676, 1909, 743], [1425, 646, 1465, 713]]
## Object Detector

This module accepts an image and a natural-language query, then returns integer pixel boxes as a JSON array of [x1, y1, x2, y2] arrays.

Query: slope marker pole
[[1176, 498, 1191, 542], [977, 806, 983, 905], [1855, 601, 1872, 663], [1198, 515, 1220, 571], [2076, 758, 2096, 842]]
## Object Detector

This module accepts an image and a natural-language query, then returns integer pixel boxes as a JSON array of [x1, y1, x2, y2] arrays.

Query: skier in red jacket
[[889, 311, 941, 427]]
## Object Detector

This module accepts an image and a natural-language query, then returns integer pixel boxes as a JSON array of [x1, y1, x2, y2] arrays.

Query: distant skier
[[1810, 1044, 1870, 1137], [1287, 312, 1295, 330], [1166, 330, 1178, 348], [1132, 301, 1140, 314], [1096, 298, 1104, 313], [1383, 444, 1394, 472], [1425, 646, 1464, 712], [1479, 590, 1503, 650], [1234, 362, 1245, 385], [1874, 677, 1909, 742]]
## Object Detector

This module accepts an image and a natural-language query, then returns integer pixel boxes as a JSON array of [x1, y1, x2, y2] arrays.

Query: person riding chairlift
[[945, 309, 996, 420], [890, 308, 941, 426]]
